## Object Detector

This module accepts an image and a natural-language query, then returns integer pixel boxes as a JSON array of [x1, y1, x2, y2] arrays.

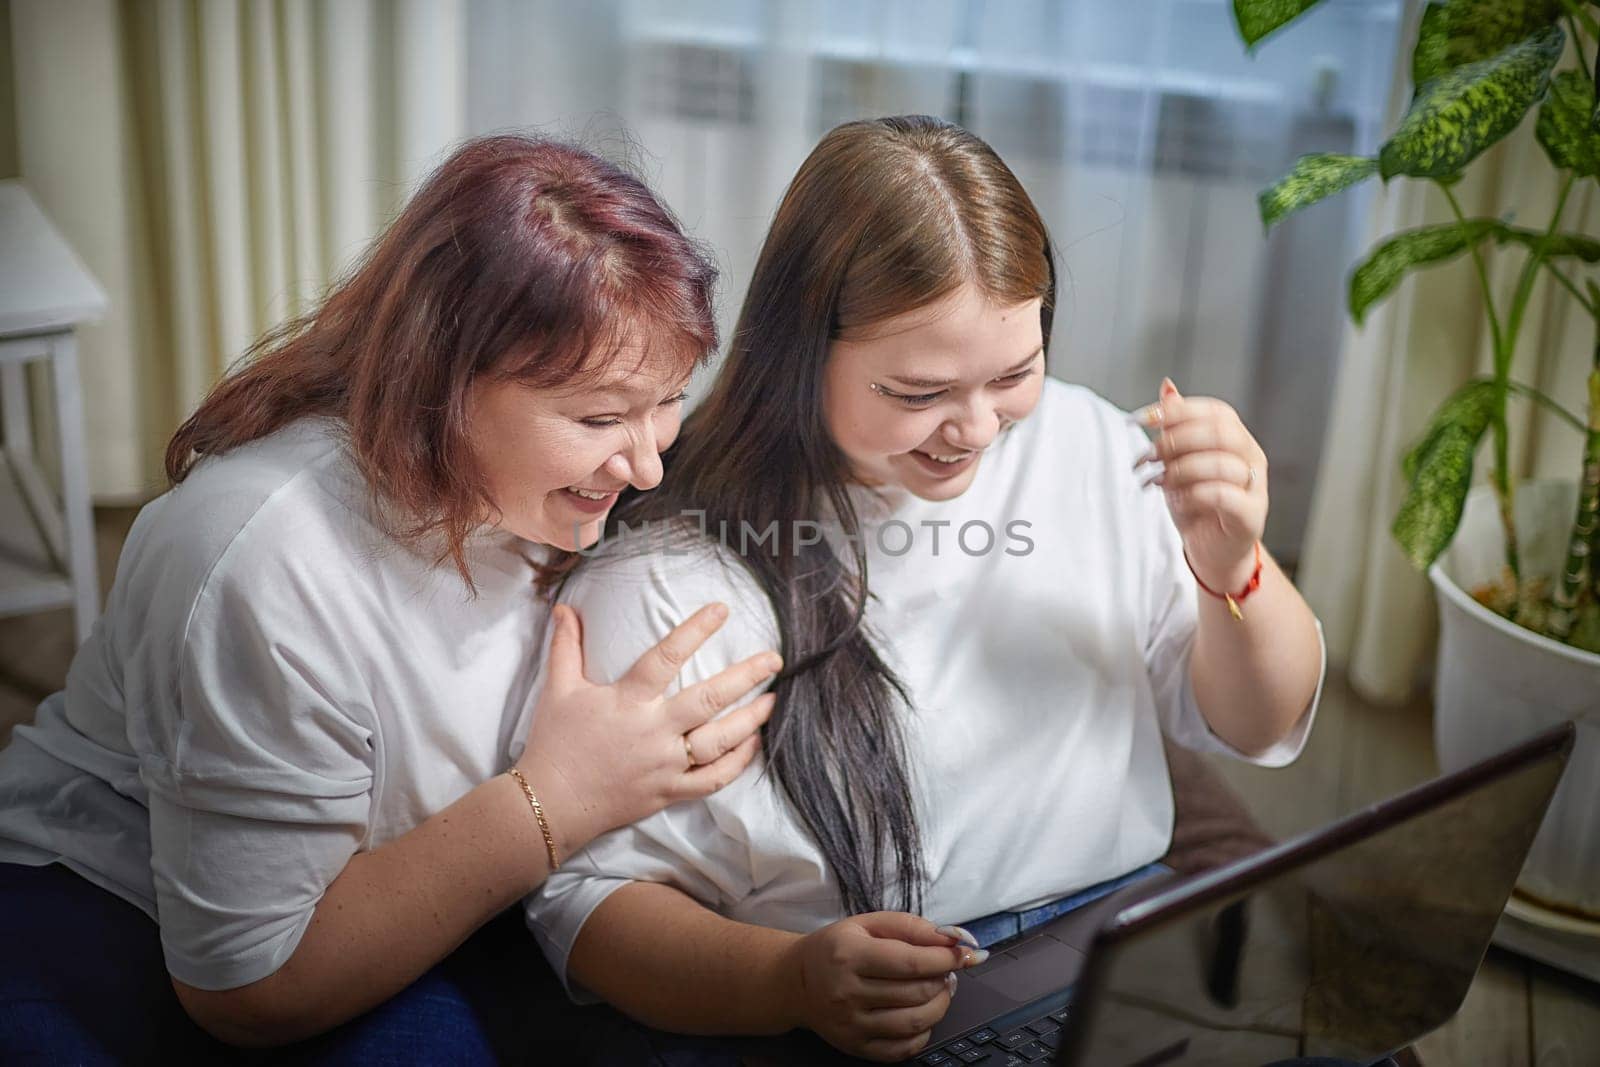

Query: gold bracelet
[[506, 766, 560, 871]]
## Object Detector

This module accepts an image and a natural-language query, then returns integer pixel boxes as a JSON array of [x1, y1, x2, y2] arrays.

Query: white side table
[[0, 180, 109, 645]]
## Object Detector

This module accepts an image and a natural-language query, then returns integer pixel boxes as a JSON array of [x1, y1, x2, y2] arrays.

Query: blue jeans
[[0, 861, 594, 1065], [957, 861, 1171, 948]]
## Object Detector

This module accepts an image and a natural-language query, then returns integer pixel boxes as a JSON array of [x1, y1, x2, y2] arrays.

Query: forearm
[[1188, 548, 1323, 756], [175, 771, 557, 1045], [569, 881, 803, 1035]]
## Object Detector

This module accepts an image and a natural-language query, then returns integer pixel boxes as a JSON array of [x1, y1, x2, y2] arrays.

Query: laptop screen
[[1057, 749, 1568, 1066]]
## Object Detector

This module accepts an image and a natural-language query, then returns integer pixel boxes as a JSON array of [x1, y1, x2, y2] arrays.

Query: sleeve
[[522, 546, 780, 1001], [139, 549, 376, 991], [1130, 424, 1326, 769]]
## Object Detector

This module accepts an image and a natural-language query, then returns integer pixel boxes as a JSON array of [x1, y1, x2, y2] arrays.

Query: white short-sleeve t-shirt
[[525, 379, 1324, 996], [0, 417, 549, 990]]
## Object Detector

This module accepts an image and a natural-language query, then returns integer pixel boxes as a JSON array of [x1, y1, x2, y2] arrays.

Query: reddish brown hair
[[166, 134, 717, 582]]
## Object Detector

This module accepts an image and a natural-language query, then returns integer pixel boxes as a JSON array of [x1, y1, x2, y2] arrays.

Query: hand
[[787, 912, 983, 1062], [516, 602, 781, 858], [1134, 378, 1268, 592]]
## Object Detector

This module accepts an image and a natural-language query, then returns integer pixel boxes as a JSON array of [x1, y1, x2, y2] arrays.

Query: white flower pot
[[1431, 479, 1600, 919]]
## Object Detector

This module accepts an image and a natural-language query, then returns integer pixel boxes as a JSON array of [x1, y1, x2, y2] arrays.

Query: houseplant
[[1231, 0, 1600, 922]]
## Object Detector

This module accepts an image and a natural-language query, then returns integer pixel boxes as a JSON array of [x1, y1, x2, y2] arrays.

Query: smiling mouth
[[566, 487, 614, 500], [916, 450, 974, 464]]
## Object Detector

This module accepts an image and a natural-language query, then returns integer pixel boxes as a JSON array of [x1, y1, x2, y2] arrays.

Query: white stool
[[0, 180, 108, 645]]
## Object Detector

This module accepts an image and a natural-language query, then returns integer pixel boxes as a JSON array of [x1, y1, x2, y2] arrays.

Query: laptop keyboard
[[913, 1006, 1070, 1064]]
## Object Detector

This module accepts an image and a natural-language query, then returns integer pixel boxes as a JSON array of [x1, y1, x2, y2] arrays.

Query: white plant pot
[[1431, 479, 1600, 919]]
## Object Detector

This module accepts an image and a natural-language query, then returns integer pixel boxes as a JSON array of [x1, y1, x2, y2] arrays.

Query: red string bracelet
[[1184, 540, 1262, 621]]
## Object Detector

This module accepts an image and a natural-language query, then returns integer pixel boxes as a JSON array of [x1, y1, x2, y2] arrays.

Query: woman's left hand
[[1134, 378, 1268, 593]]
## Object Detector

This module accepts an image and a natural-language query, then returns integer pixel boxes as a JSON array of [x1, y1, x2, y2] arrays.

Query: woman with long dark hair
[[527, 116, 1325, 1062], [0, 135, 782, 1062]]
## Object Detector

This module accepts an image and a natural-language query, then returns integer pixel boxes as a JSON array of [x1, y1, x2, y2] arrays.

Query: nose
[[941, 398, 1002, 452], [603, 425, 664, 490]]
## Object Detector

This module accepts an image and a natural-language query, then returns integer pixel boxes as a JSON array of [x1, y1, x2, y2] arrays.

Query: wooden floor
[[1, 507, 1598, 1062]]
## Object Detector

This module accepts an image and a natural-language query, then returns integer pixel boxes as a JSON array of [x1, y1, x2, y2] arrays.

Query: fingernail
[[763, 654, 783, 674], [945, 971, 959, 995], [1129, 404, 1162, 428], [936, 925, 980, 949], [1162, 376, 1178, 395], [1136, 461, 1166, 488], [960, 948, 990, 966], [710, 602, 729, 620]]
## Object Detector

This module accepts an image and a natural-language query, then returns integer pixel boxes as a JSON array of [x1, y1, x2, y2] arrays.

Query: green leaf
[[1257, 154, 1378, 230], [1381, 24, 1565, 179], [1537, 70, 1600, 176], [1413, 0, 1563, 85], [1497, 225, 1600, 260], [1233, 0, 1326, 47], [1349, 219, 1504, 325], [1394, 380, 1498, 570], [1413, 3, 1453, 88]]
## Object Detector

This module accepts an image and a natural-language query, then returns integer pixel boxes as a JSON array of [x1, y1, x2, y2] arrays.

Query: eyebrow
[[886, 347, 1044, 390]]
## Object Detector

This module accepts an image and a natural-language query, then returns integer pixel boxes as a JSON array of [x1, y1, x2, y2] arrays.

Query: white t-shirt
[[525, 379, 1324, 996], [0, 417, 549, 990]]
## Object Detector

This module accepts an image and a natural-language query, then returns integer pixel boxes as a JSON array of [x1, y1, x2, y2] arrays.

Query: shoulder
[[114, 419, 391, 668], [556, 531, 779, 686]]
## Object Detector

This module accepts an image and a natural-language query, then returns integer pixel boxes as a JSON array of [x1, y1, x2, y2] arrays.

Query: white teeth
[[921, 452, 969, 464], [568, 488, 610, 500]]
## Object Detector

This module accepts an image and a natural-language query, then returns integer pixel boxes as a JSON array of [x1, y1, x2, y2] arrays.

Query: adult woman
[[0, 135, 780, 1062], [527, 116, 1326, 1063]]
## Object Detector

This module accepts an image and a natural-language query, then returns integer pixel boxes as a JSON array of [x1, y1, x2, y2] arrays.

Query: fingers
[[542, 605, 585, 693], [850, 916, 976, 980], [682, 691, 777, 768], [852, 974, 950, 1009], [667, 651, 784, 732], [1149, 450, 1261, 494], [1137, 417, 1262, 469], [618, 603, 730, 698], [677, 731, 762, 798]]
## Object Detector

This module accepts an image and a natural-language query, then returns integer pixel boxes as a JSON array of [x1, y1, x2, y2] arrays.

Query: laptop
[[740, 721, 1574, 1066]]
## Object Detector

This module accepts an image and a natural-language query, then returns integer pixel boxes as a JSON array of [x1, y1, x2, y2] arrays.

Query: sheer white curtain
[[467, 0, 1403, 562], [11, 0, 466, 499]]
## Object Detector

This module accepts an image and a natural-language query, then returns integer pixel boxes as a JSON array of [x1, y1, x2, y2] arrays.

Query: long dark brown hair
[[165, 134, 718, 584], [605, 116, 1056, 915]]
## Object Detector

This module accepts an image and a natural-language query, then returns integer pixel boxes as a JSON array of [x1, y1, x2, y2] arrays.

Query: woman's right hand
[[789, 912, 982, 1062], [516, 602, 781, 860]]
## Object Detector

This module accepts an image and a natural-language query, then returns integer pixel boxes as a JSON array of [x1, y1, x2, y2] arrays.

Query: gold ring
[[684, 734, 698, 768]]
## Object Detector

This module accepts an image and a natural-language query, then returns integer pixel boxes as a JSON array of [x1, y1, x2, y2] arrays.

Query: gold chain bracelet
[[506, 766, 560, 871]]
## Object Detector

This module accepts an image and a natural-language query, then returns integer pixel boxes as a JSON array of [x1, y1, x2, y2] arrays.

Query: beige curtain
[[1297, 7, 1599, 705], [9, 0, 465, 501]]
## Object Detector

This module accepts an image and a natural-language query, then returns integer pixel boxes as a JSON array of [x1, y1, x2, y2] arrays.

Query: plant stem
[[1441, 181, 1520, 585], [1568, 16, 1593, 87], [1507, 381, 1589, 434], [1552, 365, 1600, 639], [1540, 259, 1598, 315]]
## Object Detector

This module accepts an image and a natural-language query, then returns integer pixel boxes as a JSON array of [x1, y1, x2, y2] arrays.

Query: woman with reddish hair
[[0, 134, 780, 1062]]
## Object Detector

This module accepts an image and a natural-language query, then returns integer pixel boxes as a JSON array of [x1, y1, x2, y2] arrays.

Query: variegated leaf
[[1394, 380, 1498, 570], [1413, 0, 1562, 86], [1380, 25, 1565, 179], [1349, 219, 1503, 325], [1233, 0, 1325, 47], [1497, 225, 1600, 261], [1537, 70, 1600, 176], [1258, 154, 1378, 230]]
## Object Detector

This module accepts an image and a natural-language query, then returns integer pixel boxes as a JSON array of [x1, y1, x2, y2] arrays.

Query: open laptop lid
[[1054, 721, 1576, 1067]]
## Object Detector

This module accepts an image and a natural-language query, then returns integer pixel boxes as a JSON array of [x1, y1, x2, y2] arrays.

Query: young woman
[[0, 135, 783, 1063], [525, 116, 1326, 1063]]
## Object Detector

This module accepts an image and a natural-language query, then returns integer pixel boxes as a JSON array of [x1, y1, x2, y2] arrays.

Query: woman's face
[[468, 346, 691, 549], [823, 283, 1045, 502]]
